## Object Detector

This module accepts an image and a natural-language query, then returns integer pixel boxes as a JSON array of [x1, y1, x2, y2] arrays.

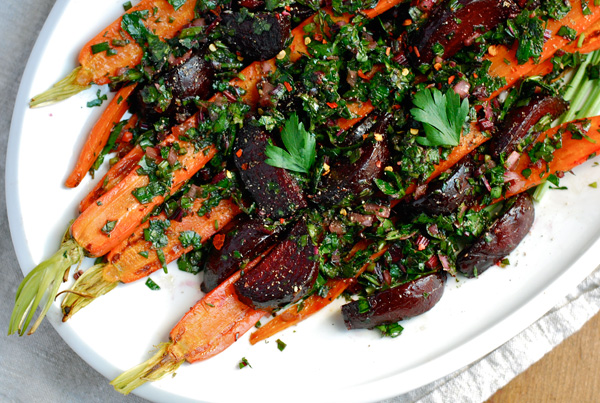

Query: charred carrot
[[487, 1, 600, 99], [61, 197, 240, 321], [66, 85, 137, 188], [504, 116, 600, 197], [79, 145, 144, 212], [111, 266, 267, 394], [30, 0, 197, 107]]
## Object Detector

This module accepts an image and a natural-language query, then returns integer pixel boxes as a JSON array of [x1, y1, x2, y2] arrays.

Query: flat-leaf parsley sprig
[[410, 87, 469, 147], [264, 113, 316, 174]]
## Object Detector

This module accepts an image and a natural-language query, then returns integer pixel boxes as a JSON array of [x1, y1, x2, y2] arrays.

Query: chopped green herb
[[87, 89, 108, 108], [589, 182, 598, 188], [122, 1, 132, 11], [145, 278, 161, 290], [101, 220, 117, 235], [167, 0, 186, 10], [276, 339, 287, 351], [139, 251, 149, 258], [91, 41, 110, 54], [238, 357, 252, 369]]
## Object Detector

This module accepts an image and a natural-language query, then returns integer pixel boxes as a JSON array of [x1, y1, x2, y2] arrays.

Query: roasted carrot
[[111, 265, 267, 395], [66, 85, 137, 188], [30, 0, 197, 107], [504, 116, 600, 197], [79, 145, 144, 212], [250, 247, 388, 344], [72, 141, 217, 258], [62, 198, 240, 321], [487, 1, 600, 99]]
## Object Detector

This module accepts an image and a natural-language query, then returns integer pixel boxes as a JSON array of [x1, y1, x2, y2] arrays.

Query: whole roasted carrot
[[30, 0, 197, 107], [110, 265, 267, 395], [65, 84, 137, 188], [61, 197, 240, 321], [9, 134, 217, 335]]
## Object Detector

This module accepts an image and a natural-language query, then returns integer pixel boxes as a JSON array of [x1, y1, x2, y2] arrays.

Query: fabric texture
[[1, 1, 598, 402]]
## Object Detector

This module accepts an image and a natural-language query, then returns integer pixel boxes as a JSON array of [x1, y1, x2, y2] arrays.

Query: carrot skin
[[66, 85, 137, 188], [76, 0, 197, 86], [104, 198, 240, 283]]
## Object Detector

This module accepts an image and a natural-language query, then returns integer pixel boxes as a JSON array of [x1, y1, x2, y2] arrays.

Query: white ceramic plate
[[7, 1, 600, 402]]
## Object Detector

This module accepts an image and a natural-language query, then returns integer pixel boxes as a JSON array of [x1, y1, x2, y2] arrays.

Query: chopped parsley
[[276, 339, 287, 351], [145, 278, 161, 290], [87, 89, 108, 108], [238, 357, 252, 369]]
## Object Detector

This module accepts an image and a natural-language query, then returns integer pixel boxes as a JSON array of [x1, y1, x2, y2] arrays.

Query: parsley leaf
[[264, 113, 316, 174], [410, 88, 469, 147], [167, 0, 186, 10]]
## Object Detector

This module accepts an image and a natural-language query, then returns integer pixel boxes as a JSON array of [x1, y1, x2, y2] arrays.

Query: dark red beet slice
[[312, 114, 391, 207], [234, 123, 307, 219], [220, 11, 291, 61], [409, 0, 520, 66], [133, 52, 214, 123], [489, 94, 569, 158], [201, 215, 285, 292], [234, 218, 319, 309], [409, 155, 477, 215], [342, 271, 447, 330], [457, 192, 534, 277]]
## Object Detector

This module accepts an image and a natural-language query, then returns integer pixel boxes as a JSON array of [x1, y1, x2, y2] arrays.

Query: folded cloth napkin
[[1, 1, 599, 402]]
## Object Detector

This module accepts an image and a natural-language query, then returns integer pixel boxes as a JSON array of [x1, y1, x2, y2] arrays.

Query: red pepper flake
[[448, 75, 455, 84], [403, 19, 412, 26], [241, 163, 248, 170], [280, 218, 285, 224], [385, 47, 391, 56], [326, 102, 338, 108], [357, 69, 370, 80], [413, 47, 421, 58], [285, 5, 291, 10], [236, 149, 243, 158], [392, 104, 401, 110], [473, 73, 479, 79], [121, 131, 133, 143], [284, 81, 292, 92], [314, 33, 323, 42], [213, 234, 226, 250]]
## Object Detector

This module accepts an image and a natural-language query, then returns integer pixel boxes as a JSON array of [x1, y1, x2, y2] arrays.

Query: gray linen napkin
[[2, 1, 599, 402]]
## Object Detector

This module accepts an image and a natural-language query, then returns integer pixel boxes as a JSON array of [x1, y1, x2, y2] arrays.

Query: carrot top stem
[[110, 342, 183, 395], [8, 238, 84, 336], [29, 67, 91, 108], [60, 263, 117, 322]]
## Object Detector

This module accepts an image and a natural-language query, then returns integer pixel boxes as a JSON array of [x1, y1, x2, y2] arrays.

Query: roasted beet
[[457, 192, 534, 277], [408, 0, 520, 66], [201, 215, 285, 292], [220, 11, 291, 61], [410, 155, 477, 215], [234, 218, 319, 309], [234, 123, 307, 218], [312, 114, 391, 207], [489, 94, 569, 158], [332, 112, 381, 148], [133, 52, 214, 123], [342, 271, 446, 330]]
